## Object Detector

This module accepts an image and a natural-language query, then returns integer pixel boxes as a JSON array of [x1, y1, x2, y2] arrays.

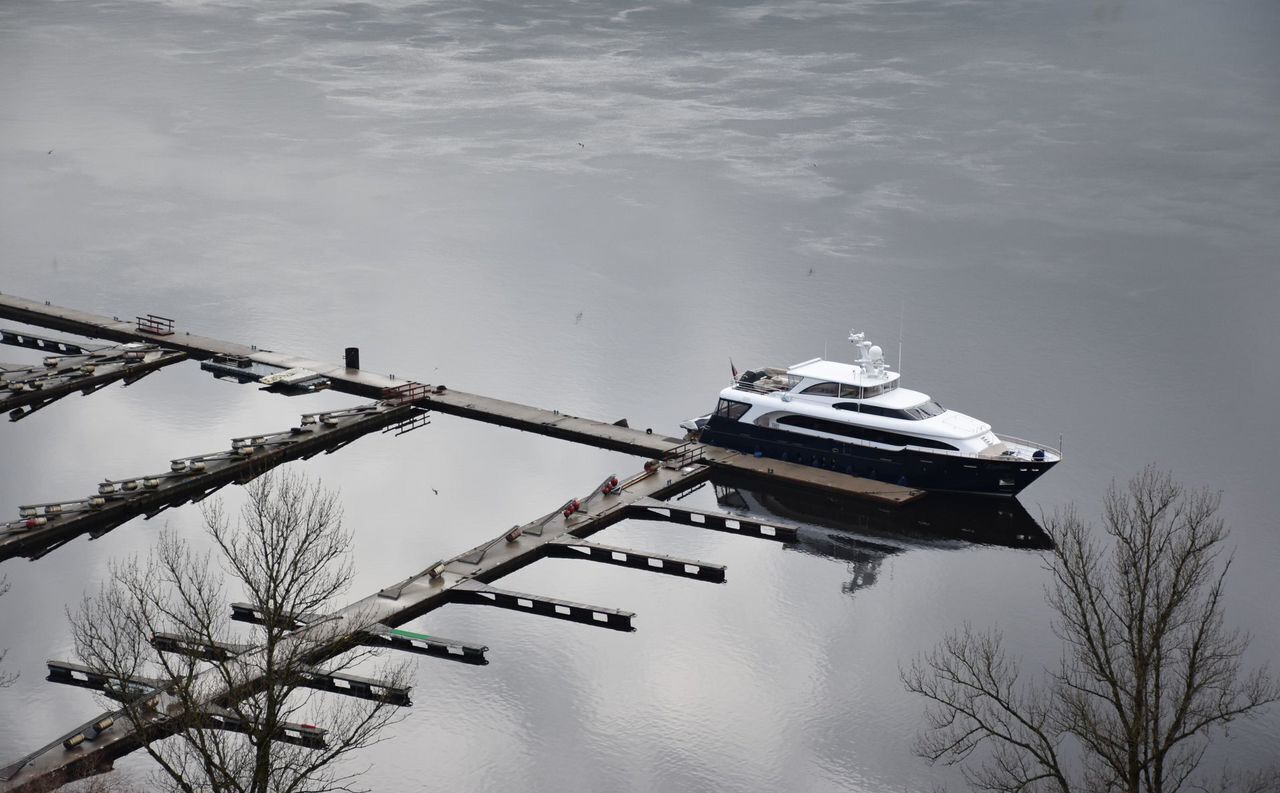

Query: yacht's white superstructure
[[684, 332, 1060, 496]]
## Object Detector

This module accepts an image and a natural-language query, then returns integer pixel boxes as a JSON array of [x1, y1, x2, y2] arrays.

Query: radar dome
[[869, 344, 883, 359]]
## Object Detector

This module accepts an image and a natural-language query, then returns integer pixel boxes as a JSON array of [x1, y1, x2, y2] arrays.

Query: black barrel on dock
[[344, 347, 360, 370]]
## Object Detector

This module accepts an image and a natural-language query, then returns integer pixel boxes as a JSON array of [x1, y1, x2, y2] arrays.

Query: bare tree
[[902, 466, 1279, 793], [1, 575, 15, 688], [69, 470, 410, 793]]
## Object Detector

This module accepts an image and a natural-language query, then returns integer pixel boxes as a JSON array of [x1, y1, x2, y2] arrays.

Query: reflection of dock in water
[[713, 479, 1051, 595]]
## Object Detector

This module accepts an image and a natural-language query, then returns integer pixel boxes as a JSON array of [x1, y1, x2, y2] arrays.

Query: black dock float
[[295, 667, 412, 707], [150, 633, 252, 663], [228, 607, 490, 665], [226, 605, 490, 666], [46, 661, 160, 698], [547, 537, 726, 583], [45, 661, 165, 709], [228, 602, 321, 630], [0, 329, 96, 356], [625, 497, 800, 542], [452, 579, 635, 632], [200, 707, 327, 749], [362, 625, 489, 665]]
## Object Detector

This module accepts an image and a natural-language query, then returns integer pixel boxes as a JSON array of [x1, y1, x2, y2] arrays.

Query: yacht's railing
[[906, 434, 1062, 462], [729, 380, 784, 395], [997, 434, 1062, 457]]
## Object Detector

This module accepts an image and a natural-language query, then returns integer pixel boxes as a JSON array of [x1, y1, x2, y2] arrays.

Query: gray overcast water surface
[[1, 0, 1278, 790]]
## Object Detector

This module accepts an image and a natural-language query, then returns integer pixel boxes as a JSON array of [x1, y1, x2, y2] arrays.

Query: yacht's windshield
[[833, 399, 945, 421], [801, 381, 900, 398], [905, 400, 945, 419]]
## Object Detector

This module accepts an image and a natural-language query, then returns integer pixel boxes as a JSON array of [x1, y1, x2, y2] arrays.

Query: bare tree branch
[[903, 466, 1280, 793], [68, 469, 411, 793], [0, 575, 15, 688]]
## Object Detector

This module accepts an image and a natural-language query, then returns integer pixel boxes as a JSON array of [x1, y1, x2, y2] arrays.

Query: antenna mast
[[898, 301, 904, 376]]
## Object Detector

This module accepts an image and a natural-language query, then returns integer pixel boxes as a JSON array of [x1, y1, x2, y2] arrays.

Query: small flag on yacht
[[730, 359, 739, 380]]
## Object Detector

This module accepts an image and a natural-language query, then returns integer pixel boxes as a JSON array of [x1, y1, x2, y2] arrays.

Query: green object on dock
[[388, 628, 433, 642]]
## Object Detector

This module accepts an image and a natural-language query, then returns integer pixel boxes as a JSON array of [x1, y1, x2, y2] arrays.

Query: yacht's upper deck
[[730, 332, 903, 398], [787, 357, 900, 388]]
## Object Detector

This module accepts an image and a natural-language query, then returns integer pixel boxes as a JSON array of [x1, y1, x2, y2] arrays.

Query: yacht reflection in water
[[711, 477, 1051, 596]]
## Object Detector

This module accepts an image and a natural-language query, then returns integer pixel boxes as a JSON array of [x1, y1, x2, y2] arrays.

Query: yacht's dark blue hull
[[699, 417, 1057, 497]]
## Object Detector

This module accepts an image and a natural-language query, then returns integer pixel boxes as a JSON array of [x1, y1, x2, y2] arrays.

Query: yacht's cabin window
[[715, 398, 751, 421], [800, 382, 840, 397], [839, 381, 899, 399], [795, 377, 901, 399], [834, 399, 945, 421], [775, 414, 958, 450]]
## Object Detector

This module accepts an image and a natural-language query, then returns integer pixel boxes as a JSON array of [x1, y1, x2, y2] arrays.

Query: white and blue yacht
[[682, 332, 1061, 497]]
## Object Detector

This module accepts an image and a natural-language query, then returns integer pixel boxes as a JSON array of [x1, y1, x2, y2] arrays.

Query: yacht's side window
[[838, 384, 863, 399], [715, 399, 751, 421], [800, 382, 840, 397]]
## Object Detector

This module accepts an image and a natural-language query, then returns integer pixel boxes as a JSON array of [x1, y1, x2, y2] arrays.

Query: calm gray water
[[1, 0, 1278, 789]]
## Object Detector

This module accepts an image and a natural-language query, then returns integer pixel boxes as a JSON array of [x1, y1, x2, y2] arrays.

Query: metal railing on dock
[[134, 314, 174, 336]]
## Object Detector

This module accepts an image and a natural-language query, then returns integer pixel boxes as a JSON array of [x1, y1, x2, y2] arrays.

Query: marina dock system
[[0, 293, 921, 504], [0, 458, 802, 791], [0, 291, 919, 791]]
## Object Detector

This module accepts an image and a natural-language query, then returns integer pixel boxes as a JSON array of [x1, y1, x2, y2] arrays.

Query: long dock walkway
[[0, 293, 921, 504]]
